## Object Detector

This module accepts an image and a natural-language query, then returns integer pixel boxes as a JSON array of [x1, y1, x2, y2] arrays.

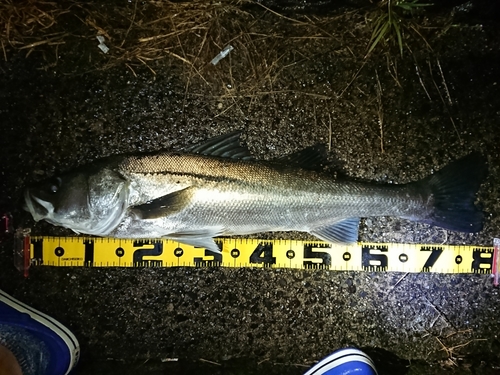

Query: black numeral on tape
[[194, 248, 222, 267], [471, 248, 493, 274], [362, 245, 388, 271], [420, 246, 443, 272], [303, 244, 331, 269], [249, 243, 276, 266], [84, 240, 94, 267], [31, 239, 43, 265], [133, 240, 163, 267]]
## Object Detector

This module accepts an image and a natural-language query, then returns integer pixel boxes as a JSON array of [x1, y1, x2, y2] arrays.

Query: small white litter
[[96, 35, 109, 54], [211, 45, 234, 65]]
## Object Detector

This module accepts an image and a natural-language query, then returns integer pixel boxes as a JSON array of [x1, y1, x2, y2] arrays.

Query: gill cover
[[24, 167, 129, 235]]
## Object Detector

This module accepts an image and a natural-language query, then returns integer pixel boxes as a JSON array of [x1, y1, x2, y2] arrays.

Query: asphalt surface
[[1, 1, 500, 374]]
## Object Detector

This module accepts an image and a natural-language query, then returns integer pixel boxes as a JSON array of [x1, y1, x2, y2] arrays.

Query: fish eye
[[48, 177, 62, 194]]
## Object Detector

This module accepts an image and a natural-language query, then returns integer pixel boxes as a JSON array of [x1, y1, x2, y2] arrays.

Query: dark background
[[1, 1, 500, 373]]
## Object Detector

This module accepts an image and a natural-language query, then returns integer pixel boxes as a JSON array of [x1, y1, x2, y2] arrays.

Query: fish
[[23, 132, 487, 252]]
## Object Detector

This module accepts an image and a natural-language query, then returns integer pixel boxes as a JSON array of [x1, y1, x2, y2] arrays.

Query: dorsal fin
[[276, 145, 329, 172], [185, 131, 253, 160]]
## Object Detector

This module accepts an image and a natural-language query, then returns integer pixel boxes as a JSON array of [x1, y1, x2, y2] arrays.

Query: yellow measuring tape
[[28, 236, 496, 274]]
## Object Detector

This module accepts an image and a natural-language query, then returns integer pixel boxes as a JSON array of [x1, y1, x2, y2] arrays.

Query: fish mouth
[[24, 189, 54, 222]]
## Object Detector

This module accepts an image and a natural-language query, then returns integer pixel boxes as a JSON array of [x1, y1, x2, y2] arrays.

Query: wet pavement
[[1, 1, 500, 374]]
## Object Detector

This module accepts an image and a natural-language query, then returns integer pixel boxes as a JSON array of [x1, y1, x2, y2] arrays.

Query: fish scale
[[121, 154, 420, 226]]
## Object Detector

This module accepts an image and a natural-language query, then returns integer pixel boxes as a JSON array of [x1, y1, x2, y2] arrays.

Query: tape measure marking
[[28, 236, 494, 273]]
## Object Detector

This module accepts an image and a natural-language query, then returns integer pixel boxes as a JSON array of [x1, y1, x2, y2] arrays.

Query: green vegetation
[[367, 0, 432, 57]]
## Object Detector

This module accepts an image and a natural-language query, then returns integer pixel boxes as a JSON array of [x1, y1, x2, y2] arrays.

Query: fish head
[[24, 166, 129, 235]]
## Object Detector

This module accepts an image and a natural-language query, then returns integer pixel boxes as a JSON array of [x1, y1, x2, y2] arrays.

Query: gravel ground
[[1, 1, 500, 374]]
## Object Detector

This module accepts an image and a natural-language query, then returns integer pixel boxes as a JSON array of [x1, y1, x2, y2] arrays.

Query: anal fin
[[310, 218, 360, 244]]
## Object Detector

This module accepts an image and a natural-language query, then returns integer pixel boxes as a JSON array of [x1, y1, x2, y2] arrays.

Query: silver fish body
[[24, 133, 487, 252]]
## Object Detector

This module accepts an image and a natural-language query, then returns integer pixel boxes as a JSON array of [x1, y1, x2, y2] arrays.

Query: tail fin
[[420, 153, 487, 233]]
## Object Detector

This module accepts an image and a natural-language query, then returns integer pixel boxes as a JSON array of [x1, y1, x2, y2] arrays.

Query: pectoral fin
[[130, 187, 193, 220], [310, 218, 360, 244]]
